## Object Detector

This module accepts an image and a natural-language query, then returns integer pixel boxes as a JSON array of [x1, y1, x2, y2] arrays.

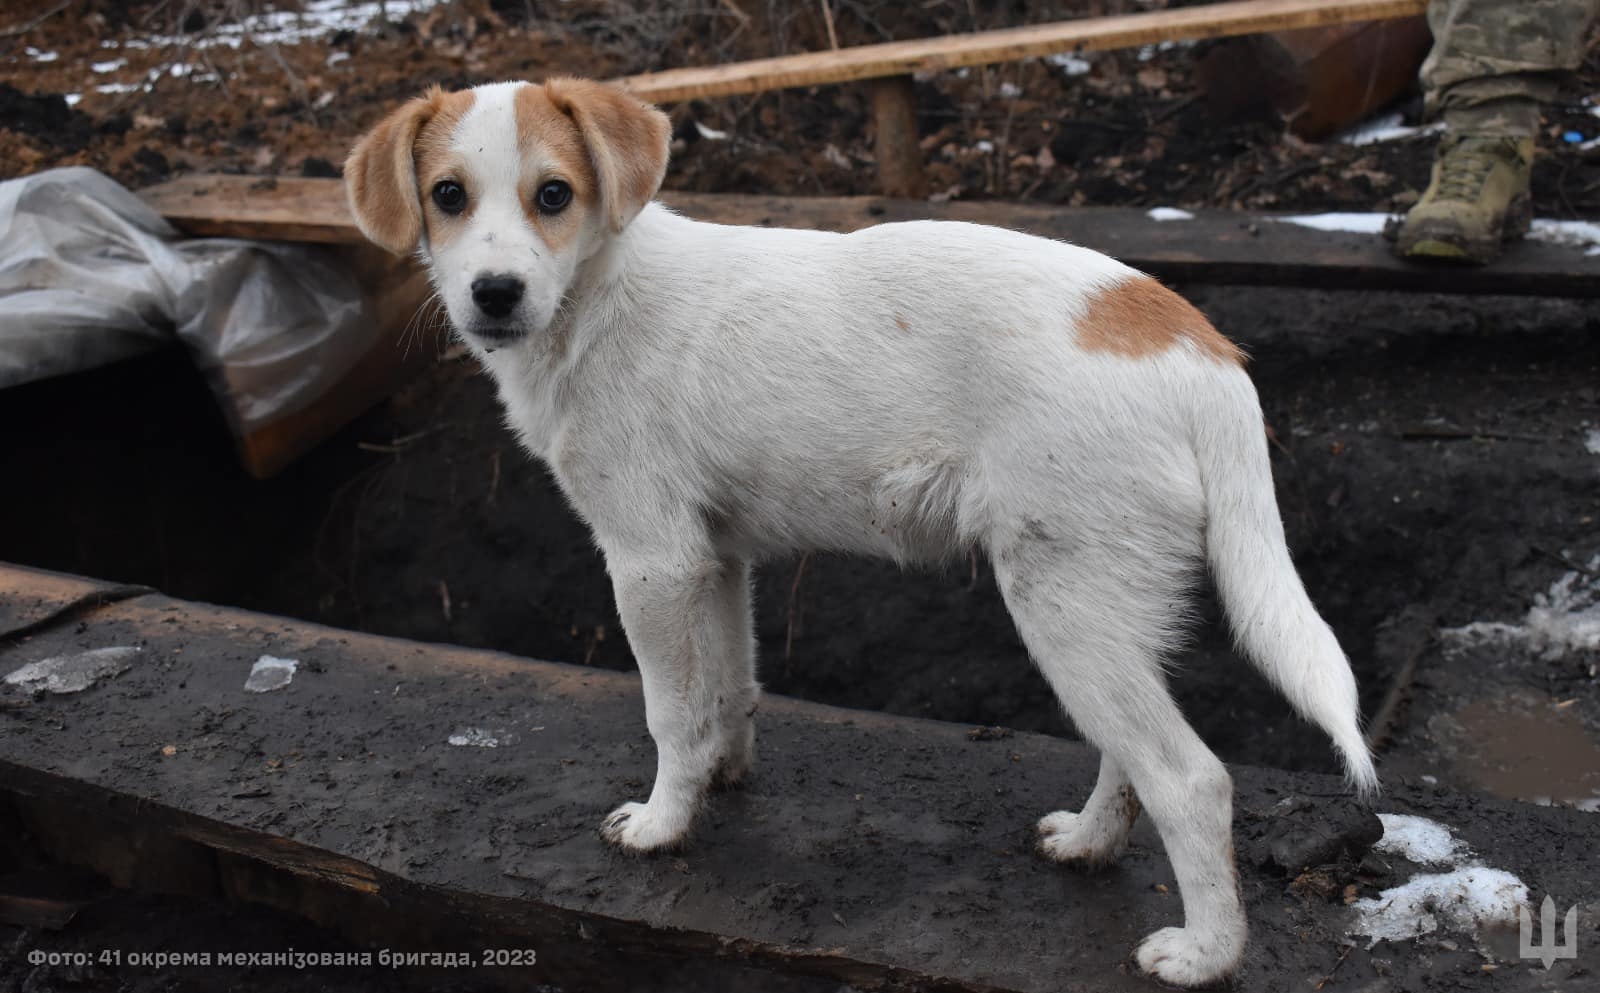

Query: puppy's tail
[[1196, 370, 1378, 799]]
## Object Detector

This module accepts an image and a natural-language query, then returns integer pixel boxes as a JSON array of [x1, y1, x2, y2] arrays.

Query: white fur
[[389, 81, 1377, 988]]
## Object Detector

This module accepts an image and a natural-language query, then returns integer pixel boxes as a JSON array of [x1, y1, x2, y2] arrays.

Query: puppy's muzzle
[[472, 274, 525, 319]]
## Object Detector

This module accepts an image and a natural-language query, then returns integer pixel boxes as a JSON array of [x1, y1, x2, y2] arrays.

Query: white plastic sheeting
[[0, 167, 376, 433]]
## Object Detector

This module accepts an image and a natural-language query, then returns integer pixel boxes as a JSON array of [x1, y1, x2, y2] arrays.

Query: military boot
[[1395, 134, 1533, 265]]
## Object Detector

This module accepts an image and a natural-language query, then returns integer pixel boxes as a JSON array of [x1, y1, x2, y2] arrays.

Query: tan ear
[[344, 89, 441, 255], [545, 78, 671, 232]]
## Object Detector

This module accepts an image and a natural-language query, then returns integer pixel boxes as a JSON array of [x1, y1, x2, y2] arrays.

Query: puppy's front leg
[[601, 553, 737, 852]]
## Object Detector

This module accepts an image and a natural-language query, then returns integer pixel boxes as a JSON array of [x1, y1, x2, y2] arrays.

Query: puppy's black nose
[[471, 275, 524, 319]]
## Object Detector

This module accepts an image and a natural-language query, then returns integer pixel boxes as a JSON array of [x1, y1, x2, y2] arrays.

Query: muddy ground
[[2, 1, 1600, 990]]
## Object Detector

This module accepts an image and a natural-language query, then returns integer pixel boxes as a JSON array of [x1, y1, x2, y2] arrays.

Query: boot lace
[[1434, 138, 1520, 202]]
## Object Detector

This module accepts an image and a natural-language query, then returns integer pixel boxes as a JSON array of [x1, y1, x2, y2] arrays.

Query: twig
[[1531, 544, 1596, 578], [355, 427, 439, 455], [784, 552, 811, 662], [1314, 943, 1354, 991], [437, 580, 453, 623], [1398, 425, 1546, 443], [819, 0, 838, 51], [0, 0, 71, 38]]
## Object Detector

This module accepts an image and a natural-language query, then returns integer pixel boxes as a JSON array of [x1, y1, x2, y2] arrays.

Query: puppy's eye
[[432, 180, 466, 214], [536, 180, 572, 214]]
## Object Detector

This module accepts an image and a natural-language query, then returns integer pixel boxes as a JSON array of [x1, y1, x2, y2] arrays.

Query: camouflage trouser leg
[[1421, 0, 1600, 134]]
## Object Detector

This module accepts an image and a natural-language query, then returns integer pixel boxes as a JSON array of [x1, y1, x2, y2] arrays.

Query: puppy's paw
[[599, 801, 691, 853], [1035, 810, 1123, 865], [1134, 926, 1242, 988]]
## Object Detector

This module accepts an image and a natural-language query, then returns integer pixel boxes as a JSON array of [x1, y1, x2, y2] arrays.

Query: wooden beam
[[2, 561, 1597, 990], [138, 176, 1600, 298], [868, 75, 926, 198], [614, 0, 1426, 103]]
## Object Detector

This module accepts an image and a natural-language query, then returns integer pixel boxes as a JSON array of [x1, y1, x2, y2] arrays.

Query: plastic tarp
[[0, 167, 375, 433]]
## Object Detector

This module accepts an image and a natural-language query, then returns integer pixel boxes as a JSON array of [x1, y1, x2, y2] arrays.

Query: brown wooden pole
[[869, 74, 926, 199]]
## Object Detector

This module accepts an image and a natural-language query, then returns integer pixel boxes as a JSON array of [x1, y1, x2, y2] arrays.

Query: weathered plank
[[614, 0, 1426, 103], [1, 562, 1595, 991], [140, 175, 1600, 298]]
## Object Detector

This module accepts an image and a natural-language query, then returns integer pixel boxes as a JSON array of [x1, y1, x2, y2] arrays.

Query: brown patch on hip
[[1077, 274, 1245, 366]]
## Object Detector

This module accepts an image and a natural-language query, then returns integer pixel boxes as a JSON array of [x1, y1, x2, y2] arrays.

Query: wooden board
[[615, 0, 1426, 103], [140, 175, 1600, 298], [1, 561, 1597, 991]]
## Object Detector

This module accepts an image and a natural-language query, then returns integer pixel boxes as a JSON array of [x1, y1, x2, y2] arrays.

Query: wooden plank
[[868, 75, 927, 198], [615, 0, 1426, 103], [0, 564, 147, 642], [139, 176, 1600, 297], [144, 174, 362, 244], [1, 561, 1596, 991]]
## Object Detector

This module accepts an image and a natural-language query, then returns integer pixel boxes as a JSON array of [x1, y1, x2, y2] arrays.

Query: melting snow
[[1336, 111, 1443, 147], [1442, 553, 1600, 660], [1528, 218, 1600, 256], [244, 655, 298, 693], [1044, 53, 1092, 77], [1353, 867, 1529, 944], [448, 727, 517, 748], [1146, 207, 1194, 222], [115, 0, 449, 51], [1352, 813, 1530, 947], [1273, 212, 1394, 235], [4, 647, 140, 694], [1372, 813, 1466, 864]]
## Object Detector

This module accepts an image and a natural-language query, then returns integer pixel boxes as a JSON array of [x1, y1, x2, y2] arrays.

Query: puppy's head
[[345, 78, 670, 348]]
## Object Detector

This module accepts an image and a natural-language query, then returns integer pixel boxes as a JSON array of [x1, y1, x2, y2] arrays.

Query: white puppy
[[347, 78, 1377, 987]]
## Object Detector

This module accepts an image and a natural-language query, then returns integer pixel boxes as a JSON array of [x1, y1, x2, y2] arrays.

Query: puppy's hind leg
[[994, 540, 1246, 988], [601, 552, 741, 852], [708, 557, 758, 789], [1037, 753, 1139, 865]]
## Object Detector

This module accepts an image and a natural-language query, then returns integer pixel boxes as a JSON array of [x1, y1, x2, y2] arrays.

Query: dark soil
[[3, 1, 1599, 215]]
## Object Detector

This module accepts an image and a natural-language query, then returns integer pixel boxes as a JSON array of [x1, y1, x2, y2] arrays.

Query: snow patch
[[1146, 207, 1194, 222], [448, 727, 517, 748], [1336, 111, 1443, 147], [118, 0, 449, 51], [4, 647, 140, 694], [1273, 212, 1394, 235], [1441, 553, 1600, 660], [1352, 867, 1529, 944], [1351, 813, 1530, 947], [1528, 218, 1600, 256], [244, 655, 298, 693], [1044, 53, 1092, 77], [1372, 813, 1466, 864]]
